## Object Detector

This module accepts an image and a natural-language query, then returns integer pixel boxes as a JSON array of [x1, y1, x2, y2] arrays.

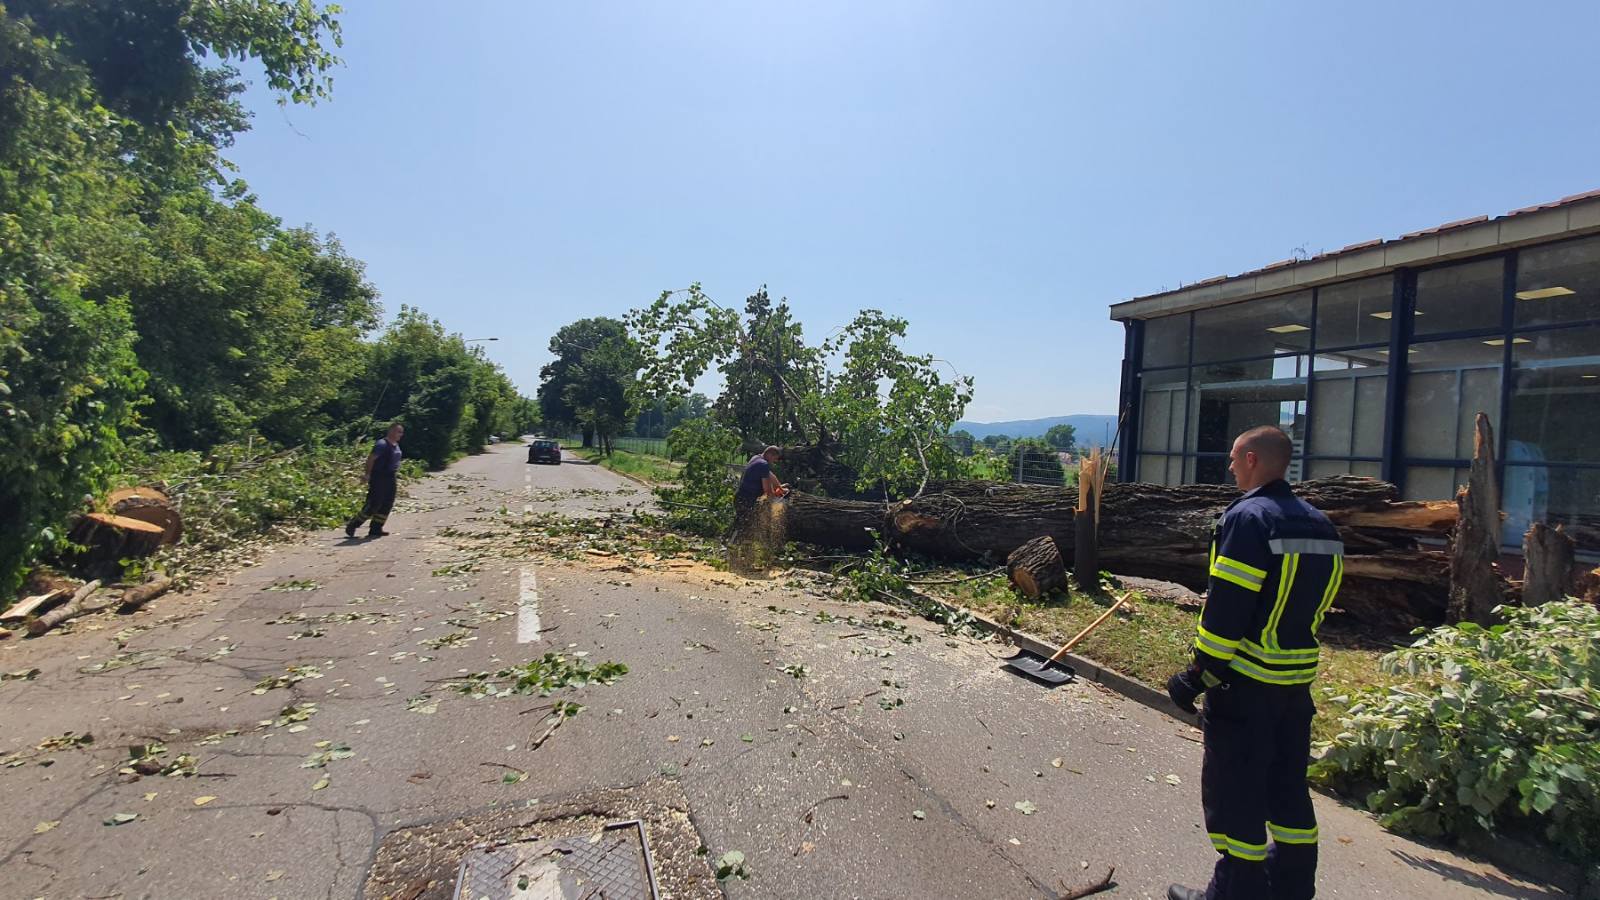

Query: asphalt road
[[0, 444, 1563, 899]]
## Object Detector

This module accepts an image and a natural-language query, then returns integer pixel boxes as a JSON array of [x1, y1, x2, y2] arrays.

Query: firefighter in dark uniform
[[1165, 426, 1344, 900]]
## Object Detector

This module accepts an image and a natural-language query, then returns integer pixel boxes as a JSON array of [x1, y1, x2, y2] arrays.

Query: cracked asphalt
[[0, 443, 1565, 899]]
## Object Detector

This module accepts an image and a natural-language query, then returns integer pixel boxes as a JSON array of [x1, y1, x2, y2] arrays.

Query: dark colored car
[[527, 439, 561, 465]]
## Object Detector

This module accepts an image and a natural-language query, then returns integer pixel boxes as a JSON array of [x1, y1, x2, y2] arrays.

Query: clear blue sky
[[227, 1, 1600, 422]]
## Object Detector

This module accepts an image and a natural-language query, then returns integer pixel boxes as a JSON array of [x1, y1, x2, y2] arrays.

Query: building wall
[[1120, 234, 1600, 550]]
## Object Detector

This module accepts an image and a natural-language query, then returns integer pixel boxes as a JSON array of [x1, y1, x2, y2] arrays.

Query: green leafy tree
[[0, 0, 343, 594], [630, 285, 972, 499], [538, 317, 639, 451], [947, 429, 976, 456], [1044, 423, 1076, 451]]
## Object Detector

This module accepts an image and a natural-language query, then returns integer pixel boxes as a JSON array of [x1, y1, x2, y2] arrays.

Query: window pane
[[1310, 363, 1389, 457], [1504, 465, 1600, 548], [1142, 314, 1190, 368], [1506, 324, 1600, 464], [1188, 358, 1308, 456], [1414, 258, 1504, 336], [1403, 466, 1468, 501], [1307, 460, 1351, 478], [1403, 339, 1503, 459], [1137, 454, 1180, 486], [1138, 368, 1189, 453], [1315, 276, 1393, 348], [1352, 461, 1381, 478], [1193, 291, 1312, 363], [1515, 236, 1600, 328]]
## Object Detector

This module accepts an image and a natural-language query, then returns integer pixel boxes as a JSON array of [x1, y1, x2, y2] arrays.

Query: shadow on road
[[1388, 850, 1564, 898]]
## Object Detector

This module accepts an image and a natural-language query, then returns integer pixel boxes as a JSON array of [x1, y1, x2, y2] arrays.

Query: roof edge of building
[[1108, 190, 1600, 322]]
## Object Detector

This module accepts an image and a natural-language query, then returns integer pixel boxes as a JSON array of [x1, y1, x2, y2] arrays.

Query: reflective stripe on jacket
[[1196, 479, 1344, 687]]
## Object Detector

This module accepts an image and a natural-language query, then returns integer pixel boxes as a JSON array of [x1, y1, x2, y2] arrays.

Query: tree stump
[[1448, 413, 1509, 624], [70, 514, 168, 566], [1523, 522, 1577, 606], [1007, 536, 1067, 600], [107, 487, 183, 545]]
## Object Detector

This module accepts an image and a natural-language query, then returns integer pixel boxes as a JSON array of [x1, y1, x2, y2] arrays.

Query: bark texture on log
[[1007, 536, 1066, 600], [27, 580, 103, 636], [1449, 414, 1508, 624], [120, 575, 174, 611], [1523, 523, 1578, 606], [783, 475, 1458, 629]]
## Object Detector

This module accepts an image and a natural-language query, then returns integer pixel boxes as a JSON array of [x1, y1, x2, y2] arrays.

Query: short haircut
[[1238, 426, 1292, 472], [387, 422, 404, 432], [763, 445, 781, 457]]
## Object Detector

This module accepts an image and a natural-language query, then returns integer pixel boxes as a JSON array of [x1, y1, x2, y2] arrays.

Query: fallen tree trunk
[[785, 475, 1469, 629], [107, 487, 182, 545]]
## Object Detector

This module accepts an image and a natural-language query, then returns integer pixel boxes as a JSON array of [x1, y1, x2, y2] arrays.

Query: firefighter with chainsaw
[[1165, 426, 1343, 900]]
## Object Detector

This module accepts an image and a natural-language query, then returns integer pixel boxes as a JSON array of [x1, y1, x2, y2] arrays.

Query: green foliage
[[1010, 438, 1066, 485], [1044, 423, 1076, 451], [630, 285, 973, 498], [947, 429, 976, 456], [839, 537, 911, 605], [1311, 600, 1600, 859], [632, 393, 708, 438], [452, 653, 629, 699], [657, 417, 743, 535], [538, 317, 639, 451]]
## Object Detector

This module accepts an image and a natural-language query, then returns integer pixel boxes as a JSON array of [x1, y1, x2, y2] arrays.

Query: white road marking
[[518, 567, 541, 642]]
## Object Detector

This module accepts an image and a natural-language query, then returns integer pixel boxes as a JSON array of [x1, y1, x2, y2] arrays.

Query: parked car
[[527, 439, 561, 465], [487, 434, 501, 444]]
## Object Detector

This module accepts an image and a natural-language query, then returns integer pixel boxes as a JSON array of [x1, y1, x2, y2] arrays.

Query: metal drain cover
[[453, 819, 660, 900]]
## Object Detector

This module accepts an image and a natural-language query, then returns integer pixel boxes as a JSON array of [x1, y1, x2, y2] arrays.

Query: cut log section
[[107, 487, 182, 545], [1007, 536, 1067, 600], [71, 513, 169, 562], [1522, 522, 1578, 606]]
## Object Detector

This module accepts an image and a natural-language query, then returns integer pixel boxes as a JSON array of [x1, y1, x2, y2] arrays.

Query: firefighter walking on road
[[1165, 426, 1344, 900], [345, 422, 404, 540]]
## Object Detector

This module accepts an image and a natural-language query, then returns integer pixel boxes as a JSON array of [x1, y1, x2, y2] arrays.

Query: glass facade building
[[1111, 194, 1600, 553]]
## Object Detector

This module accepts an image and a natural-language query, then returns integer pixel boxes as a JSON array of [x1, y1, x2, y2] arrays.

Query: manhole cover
[[454, 819, 659, 900]]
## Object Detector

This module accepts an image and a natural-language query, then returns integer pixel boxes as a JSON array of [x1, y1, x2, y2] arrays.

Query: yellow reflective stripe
[[1208, 832, 1269, 861], [1311, 555, 1343, 635], [1200, 670, 1222, 688], [1196, 624, 1240, 661], [1262, 552, 1298, 650], [1215, 555, 1268, 579], [1211, 568, 1263, 592], [1240, 639, 1319, 663], [1268, 822, 1319, 845], [1228, 656, 1317, 685]]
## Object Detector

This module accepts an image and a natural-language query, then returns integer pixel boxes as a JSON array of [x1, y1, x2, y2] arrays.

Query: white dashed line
[[518, 567, 541, 643]]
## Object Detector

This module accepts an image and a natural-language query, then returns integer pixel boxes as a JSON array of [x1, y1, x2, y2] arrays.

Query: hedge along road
[[0, 443, 1559, 899]]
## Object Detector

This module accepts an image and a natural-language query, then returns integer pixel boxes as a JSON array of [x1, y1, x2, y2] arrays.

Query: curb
[[915, 590, 1589, 895]]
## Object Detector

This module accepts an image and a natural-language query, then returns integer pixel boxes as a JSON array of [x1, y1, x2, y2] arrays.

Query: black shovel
[[1001, 592, 1132, 686]]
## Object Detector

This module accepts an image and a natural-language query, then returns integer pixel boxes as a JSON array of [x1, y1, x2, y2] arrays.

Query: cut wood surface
[[107, 487, 182, 544], [26, 580, 103, 636], [1006, 536, 1066, 600], [1, 589, 68, 623], [786, 475, 1466, 629], [70, 513, 168, 563]]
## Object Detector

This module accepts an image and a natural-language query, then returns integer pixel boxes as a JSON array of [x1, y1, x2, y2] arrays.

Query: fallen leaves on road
[[104, 812, 138, 826], [715, 850, 749, 881], [300, 745, 354, 769], [2, 667, 41, 682], [450, 653, 627, 699], [263, 579, 320, 592], [34, 821, 59, 834], [911, 809, 926, 820], [405, 695, 439, 715], [1014, 800, 1038, 815], [193, 796, 216, 806], [252, 664, 323, 694], [311, 776, 330, 791]]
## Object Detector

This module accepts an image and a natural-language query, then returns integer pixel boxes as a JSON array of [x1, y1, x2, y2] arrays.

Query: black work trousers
[[348, 475, 397, 533], [1199, 677, 1318, 900]]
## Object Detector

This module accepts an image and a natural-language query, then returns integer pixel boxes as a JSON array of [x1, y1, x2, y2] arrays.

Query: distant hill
[[954, 414, 1120, 446]]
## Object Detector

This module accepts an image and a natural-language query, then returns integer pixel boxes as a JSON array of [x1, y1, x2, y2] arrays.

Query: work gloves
[[1166, 667, 1206, 715]]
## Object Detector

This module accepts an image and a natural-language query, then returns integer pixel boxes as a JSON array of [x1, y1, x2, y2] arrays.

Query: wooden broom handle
[[1047, 592, 1131, 663]]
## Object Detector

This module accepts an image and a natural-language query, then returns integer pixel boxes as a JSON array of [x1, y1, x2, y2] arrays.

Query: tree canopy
[[537, 317, 640, 452]]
